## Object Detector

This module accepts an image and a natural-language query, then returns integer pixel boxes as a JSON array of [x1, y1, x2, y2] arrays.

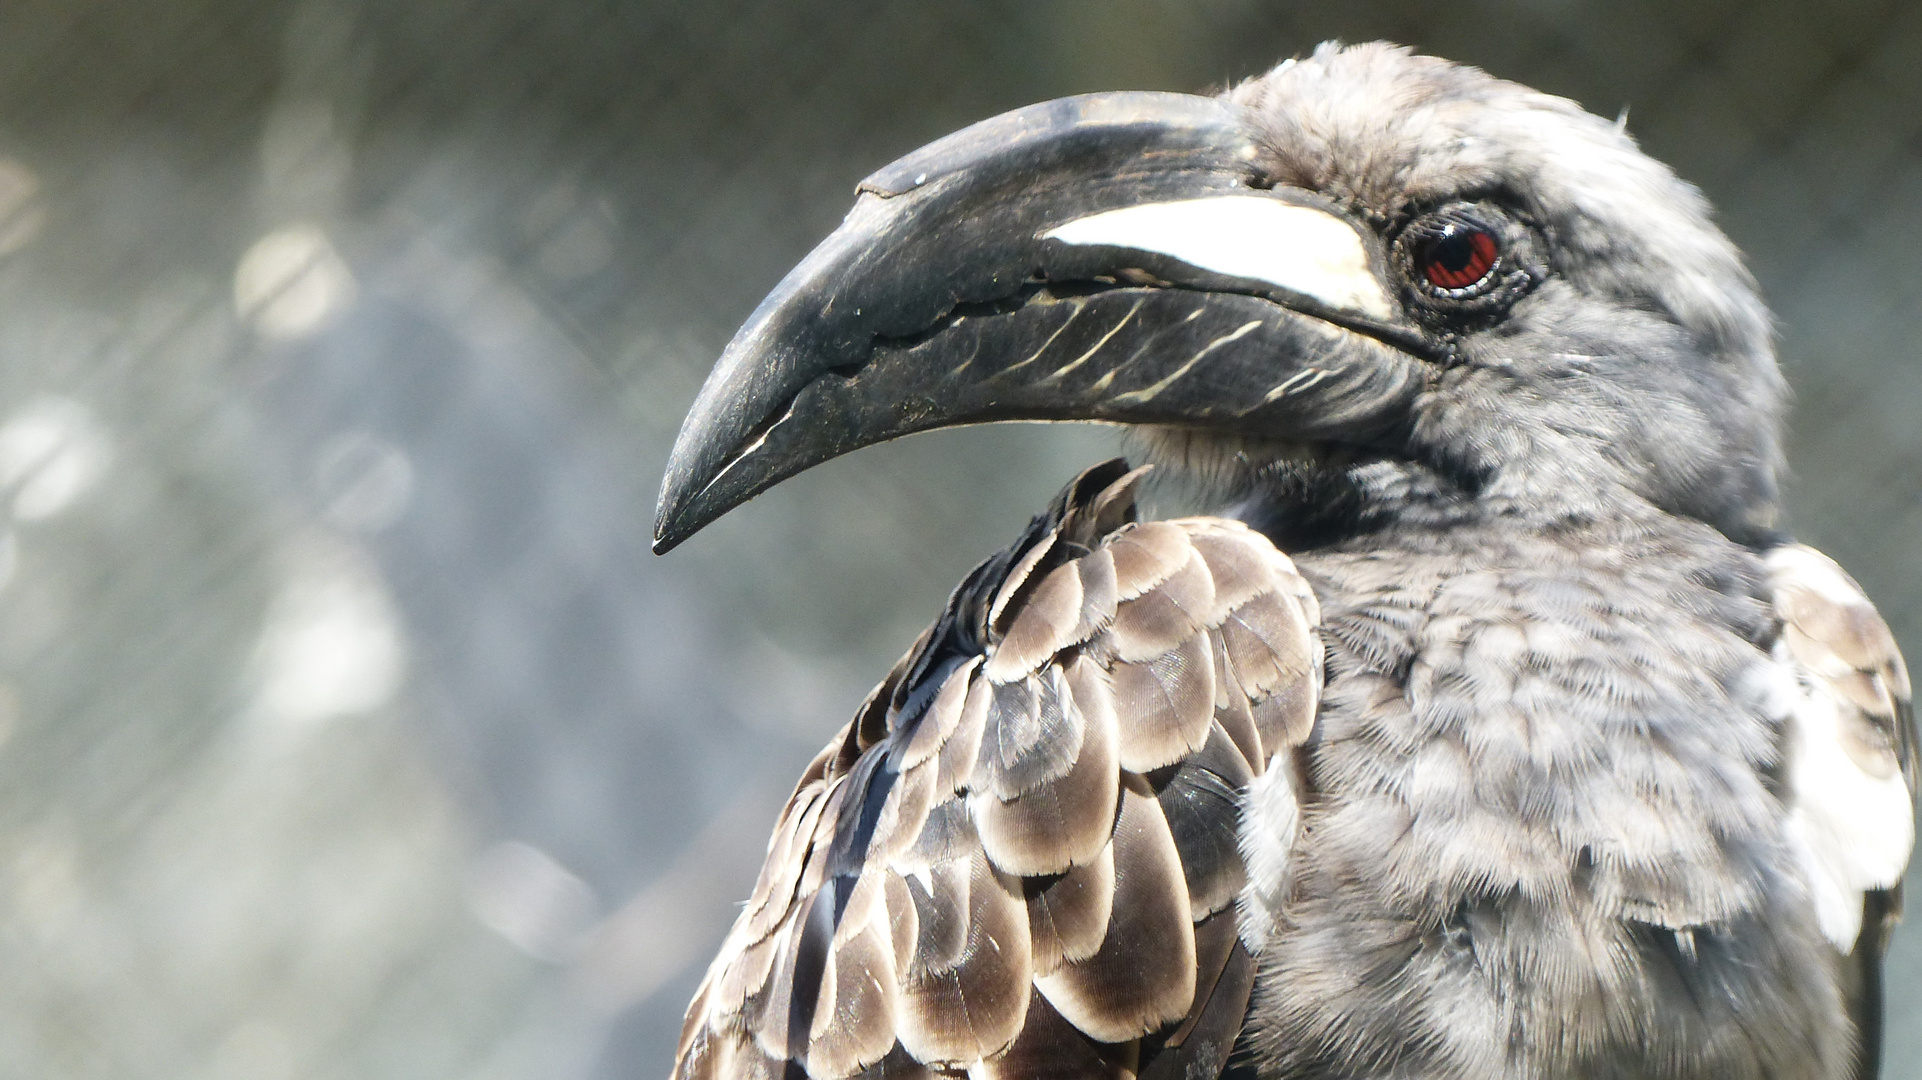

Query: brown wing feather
[[672, 460, 1323, 1080]]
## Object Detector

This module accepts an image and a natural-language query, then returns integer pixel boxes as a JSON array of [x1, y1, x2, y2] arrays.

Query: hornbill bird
[[653, 43, 1917, 1080]]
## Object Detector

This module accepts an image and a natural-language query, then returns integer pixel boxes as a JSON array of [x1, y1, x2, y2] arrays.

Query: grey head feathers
[[1168, 43, 1784, 548]]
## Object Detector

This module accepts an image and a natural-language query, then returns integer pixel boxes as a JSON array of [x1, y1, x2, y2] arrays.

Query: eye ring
[[1392, 205, 1539, 329], [1412, 219, 1502, 296]]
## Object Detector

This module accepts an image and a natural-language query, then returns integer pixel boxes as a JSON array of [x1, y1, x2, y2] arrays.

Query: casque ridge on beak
[[653, 90, 1431, 553]]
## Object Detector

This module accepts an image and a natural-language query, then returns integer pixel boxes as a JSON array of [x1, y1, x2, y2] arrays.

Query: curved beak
[[654, 91, 1429, 553]]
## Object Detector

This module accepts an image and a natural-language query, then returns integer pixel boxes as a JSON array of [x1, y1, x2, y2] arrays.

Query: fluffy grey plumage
[[1253, 523, 1840, 1078], [661, 42, 1916, 1080]]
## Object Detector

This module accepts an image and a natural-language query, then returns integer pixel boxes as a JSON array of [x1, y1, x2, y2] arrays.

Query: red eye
[[1418, 223, 1500, 291]]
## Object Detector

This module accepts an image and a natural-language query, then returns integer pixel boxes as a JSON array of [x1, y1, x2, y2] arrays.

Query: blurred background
[[0, 1, 1918, 1077]]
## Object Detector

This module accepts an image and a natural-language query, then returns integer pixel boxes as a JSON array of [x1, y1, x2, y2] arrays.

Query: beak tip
[[651, 482, 697, 555], [651, 511, 694, 555], [649, 519, 676, 556]]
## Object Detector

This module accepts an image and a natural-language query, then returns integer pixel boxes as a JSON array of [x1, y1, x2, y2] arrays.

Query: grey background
[[0, 1, 1916, 1077]]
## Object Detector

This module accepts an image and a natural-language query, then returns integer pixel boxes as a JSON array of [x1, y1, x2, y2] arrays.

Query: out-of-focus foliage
[[0, 2, 1916, 1077]]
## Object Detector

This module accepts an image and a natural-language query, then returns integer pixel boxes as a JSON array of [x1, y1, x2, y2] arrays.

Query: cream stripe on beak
[[1042, 197, 1393, 320]]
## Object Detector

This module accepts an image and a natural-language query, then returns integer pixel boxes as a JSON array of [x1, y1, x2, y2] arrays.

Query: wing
[[1766, 544, 1917, 1080], [672, 460, 1322, 1080]]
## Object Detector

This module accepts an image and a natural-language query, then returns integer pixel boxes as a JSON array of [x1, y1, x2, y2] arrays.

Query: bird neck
[[1229, 455, 1743, 557]]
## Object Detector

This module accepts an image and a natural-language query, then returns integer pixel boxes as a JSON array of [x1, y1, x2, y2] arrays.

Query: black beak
[[654, 91, 1429, 553]]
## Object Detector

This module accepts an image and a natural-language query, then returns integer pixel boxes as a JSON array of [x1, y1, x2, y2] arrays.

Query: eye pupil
[[1420, 224, 1500, 291]]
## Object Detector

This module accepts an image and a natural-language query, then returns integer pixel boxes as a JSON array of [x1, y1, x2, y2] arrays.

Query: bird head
[[654, 42, 1784, 554]]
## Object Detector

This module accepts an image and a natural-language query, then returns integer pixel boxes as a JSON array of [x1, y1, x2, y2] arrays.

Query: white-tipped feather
[[1782, 683, 1913, 944], [1767, 544, 1916, 948], [1234, 759, 1299, 954]]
